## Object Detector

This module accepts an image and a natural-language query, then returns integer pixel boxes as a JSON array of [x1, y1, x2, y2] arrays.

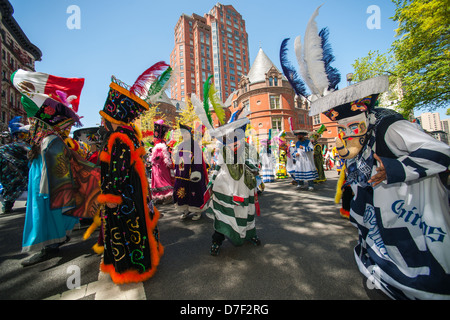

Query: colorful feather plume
[[202, 75, 214, 126], [279, 38, 308, 98], [207, 82, 226, 125], [191, 93, 213, 132], [129, 61, 170, 98], [293, 5, 340, 100], [318, 28, 341, 91], [147, 66, 173, 98]]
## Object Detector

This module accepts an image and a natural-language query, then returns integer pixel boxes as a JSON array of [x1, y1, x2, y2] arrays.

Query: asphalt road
[[0, 169, 388, 301]]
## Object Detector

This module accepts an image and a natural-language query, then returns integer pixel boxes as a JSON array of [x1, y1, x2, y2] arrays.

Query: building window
[[270, 95, 280, 109], [272, 117, 282, 132], [243, 100, 250, 112], [313, 114, 321, 125]]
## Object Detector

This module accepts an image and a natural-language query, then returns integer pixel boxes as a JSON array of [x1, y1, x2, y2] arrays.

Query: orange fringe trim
[[98, 131, 164, 284], [97, 194, 123, 204]]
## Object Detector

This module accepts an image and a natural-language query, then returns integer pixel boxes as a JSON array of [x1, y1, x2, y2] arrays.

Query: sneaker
[[249, 236, 261, 246], [180, 212, 189, 220], [210, 242, 220, 256], [308, 186, 314, 191], [191, 212, 201, 221], [21, 247, 58, 267]]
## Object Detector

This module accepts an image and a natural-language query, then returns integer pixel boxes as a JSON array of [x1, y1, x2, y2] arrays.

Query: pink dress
[[150, 143, 174, 203]]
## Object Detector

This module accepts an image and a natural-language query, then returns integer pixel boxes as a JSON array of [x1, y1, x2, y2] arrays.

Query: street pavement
[[0, 169, 388, 301]]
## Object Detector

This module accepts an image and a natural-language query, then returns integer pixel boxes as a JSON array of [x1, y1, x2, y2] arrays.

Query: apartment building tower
[[0, 0, 41, 135], [417, 112, 443, 132], [170, 3, 250, 104]]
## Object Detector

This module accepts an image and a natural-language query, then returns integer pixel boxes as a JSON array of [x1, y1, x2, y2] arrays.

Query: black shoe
[[2, 203, 13, 214], [210, 242, 220, 256]]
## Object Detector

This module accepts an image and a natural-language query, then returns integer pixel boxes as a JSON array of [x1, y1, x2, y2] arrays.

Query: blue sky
[[9, 0, 448, 128]]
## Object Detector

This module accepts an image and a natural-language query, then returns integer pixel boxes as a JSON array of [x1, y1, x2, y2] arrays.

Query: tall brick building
[[170, 3, 250, 104], [0, 0, 41, 137]]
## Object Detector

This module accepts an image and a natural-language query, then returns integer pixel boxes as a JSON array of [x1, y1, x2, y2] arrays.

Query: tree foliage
[[352, 0, 449, 116], [176, 98, 200, 128], [391, 0, 450, 115], [351, 50, 396, 83], [352, 50, 403, 112]]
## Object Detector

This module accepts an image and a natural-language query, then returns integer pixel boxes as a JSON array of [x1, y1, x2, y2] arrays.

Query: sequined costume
[[173, 125, 209, 215], [97, 63, 170, 284], [98, 125, 164, 284]]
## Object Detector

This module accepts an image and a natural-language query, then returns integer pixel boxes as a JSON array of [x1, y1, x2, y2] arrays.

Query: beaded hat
[[100, 61, 172, 126]]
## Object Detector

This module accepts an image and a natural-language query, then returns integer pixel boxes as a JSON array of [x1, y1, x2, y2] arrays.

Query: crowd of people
[[0, 62, 448, 299], [0, 5, 449, 298]]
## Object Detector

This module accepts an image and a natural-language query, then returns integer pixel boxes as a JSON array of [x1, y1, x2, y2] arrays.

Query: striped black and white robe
[[348, 113, 450, 300]]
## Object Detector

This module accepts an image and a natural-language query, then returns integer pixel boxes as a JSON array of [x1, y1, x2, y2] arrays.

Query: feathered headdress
[[100, 61, 172, 125], [279, 38, 308, 99], [279, 5, 341, 110], [191, 77, 249, 142], [287, 5, 389, 119], [203, 75, 226, 125]]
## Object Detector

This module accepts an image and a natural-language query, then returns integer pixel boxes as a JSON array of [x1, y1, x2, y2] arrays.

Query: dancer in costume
[[73, 127, 101, 164], [0, 117, 30, 214], [12, 69, 101, 266], [205, 120, 261, 256], [190, 77, 261, 256], [310, 125, 327, 183], [274, 131, 288, 179], [332, 146, 344, 172], [173, 123, 209, 220], [291, 130, 318, 190], [287, 5, 450, 299], [97, 62, 169, 284], [324, 147, 333, 170], [259, 137, 275, 183], [276, 150, 288, 179], [151, 120, 174, 204]]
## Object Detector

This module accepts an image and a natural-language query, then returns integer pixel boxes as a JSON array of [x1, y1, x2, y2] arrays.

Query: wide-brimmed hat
[[12, 69, 84, 128]]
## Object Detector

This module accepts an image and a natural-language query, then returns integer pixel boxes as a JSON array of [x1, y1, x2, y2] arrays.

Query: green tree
[[351, 50, 396, 83], [175, 98, 200, 128], [352, 50, 403, 112], [391, 0, 450, 115]]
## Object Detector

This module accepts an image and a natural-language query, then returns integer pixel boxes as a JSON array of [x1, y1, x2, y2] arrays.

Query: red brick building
[[226, 47, 312, 142], [0, 0, 41, 138]]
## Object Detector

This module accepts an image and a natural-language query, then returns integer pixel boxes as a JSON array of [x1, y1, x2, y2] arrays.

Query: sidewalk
[[44, 267, 146, 300]]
